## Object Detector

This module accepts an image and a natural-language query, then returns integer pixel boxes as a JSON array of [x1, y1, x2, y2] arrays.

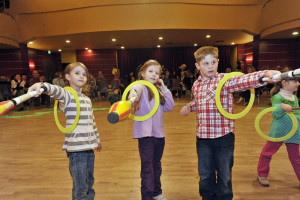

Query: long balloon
[[0, 86, 47, 116], [261, 68, 300, 82]]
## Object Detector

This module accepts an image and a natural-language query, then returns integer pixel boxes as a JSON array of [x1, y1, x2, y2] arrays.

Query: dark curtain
[[117, 46, 232, 77]]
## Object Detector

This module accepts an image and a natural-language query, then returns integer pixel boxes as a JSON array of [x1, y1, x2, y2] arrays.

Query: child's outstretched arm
[[29, 82, 72, 110], [128, 86, 141, 102], [225, 70, 281, 93], [263, 70, 282, 84], [27, 82, 44, 97]]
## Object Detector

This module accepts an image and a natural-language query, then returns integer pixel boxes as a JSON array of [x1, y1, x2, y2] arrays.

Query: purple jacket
[[132, 84, 175, 138]]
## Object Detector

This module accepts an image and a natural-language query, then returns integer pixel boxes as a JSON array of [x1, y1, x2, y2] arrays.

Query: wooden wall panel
[[76, 49, 117, 81], [258, 39, 299, 70], [0, 49, 28, 76], [239, 38, 299, 71], [0, 47, 61, 80], [28, 48, 62, 81]]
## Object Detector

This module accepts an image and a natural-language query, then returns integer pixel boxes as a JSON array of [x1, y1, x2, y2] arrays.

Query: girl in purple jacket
[[128, 60, 175, 200]]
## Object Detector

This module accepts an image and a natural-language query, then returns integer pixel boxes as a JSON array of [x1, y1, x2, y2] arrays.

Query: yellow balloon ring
[[216, 72, 255, 119], [255, 107, 298, 142], [122, 80, 159, 121], [54, 87, 80, 133]]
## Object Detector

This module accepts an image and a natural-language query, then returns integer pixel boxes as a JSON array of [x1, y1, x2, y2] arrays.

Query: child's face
[[66, 66, 88, 91], [195, 54, 219, 81], [15, 74, 21, 81], [142, 65, 160, 84], [283, 80, 299, 92]]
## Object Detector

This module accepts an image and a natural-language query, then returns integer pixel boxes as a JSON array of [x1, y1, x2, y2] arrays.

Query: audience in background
[[39, 76, 50, 108], [0, 63, 296, 114], [96, 70, 108, 100], [89, 74, 98, 100], [11, 74, 25, 111], [29, 70, 41, 108], [52, 72, 65, 88], [108, 88, 120, 105], [226, 67, 232, 73], [162, 71, 171, 89], [179, 71, 191, 96]]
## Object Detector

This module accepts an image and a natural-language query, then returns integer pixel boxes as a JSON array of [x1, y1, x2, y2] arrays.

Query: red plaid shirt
[[187, 71, 267, 139]]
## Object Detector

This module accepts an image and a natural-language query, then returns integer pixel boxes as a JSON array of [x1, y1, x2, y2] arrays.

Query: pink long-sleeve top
[[132, 84, 175, 139]]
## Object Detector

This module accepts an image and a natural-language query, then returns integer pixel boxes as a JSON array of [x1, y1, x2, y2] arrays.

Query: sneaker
[[257, 176, 269, 187], [153, 194, 167, 200]]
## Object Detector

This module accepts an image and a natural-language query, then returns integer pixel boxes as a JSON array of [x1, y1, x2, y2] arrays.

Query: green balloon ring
[[54, 87, 80, 133], [122, 80, 159, 121], [215, 72, 255, 119], [255, 107, 298, 142]]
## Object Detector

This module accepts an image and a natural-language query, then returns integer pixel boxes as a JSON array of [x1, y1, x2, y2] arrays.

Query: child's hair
[[138, 59, 165, 105], [272, 77, 300, 96], [64, 62, 89, 76], [64, 62, 89, 86], [194, 46, 219, 63]]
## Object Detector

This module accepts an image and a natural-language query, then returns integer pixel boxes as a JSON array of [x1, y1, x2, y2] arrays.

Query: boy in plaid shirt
[[180, 46, 280, 200]]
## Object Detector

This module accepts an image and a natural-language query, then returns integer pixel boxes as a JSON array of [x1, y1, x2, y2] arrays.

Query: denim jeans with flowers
[[67, 150, 95, 200]]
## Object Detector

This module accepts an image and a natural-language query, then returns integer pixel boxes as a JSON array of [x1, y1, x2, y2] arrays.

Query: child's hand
[[27, 82, 43, 97], [281, 103, 293, 112], [128, 89, 139, 102], [156, 79, 167, 91], [96, 143, 102, 152], [264, 70, 281, 83], [180, 105, 190, 116]]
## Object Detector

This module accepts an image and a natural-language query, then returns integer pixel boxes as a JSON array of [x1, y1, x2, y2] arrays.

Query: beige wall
[[259, 0, 300, 38], [1, 0, 299, 46], [0, 14, 20, 47], [16, 3, 261, 41], [61, 50, 77, 63]]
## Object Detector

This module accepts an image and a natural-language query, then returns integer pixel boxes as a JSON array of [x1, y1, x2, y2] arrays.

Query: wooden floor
[[0, 95, 299, 200]]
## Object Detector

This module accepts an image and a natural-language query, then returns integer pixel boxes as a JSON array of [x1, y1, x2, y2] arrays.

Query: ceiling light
[[58, 49, 62, 52], [112, 38, 116, 42], [194, 43, 198, 47], [231, 42, 235, 45], [66, 40, 70, 43], [121, 46, 125, 49], [206, 35, 211, 38], [88, 49, 92, 52], [85, 47, 89, 50], [28, 41, 33, 45], [292, 31, 299, 35], [158, 37, 163, 40], [157, 45, 161, 48], [48, 50, 51, 54]]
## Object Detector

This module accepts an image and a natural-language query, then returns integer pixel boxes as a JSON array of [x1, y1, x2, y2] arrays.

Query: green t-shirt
[[268, 94, 300, 144]]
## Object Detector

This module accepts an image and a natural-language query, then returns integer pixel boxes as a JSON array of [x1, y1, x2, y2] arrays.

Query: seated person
[[108, 88, 120, 105]]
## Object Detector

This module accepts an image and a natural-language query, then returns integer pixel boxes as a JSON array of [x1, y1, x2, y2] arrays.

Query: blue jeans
[[67, 150, 95, 200], [138, 137, 165, 200], [196, 133, 235, 200]]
